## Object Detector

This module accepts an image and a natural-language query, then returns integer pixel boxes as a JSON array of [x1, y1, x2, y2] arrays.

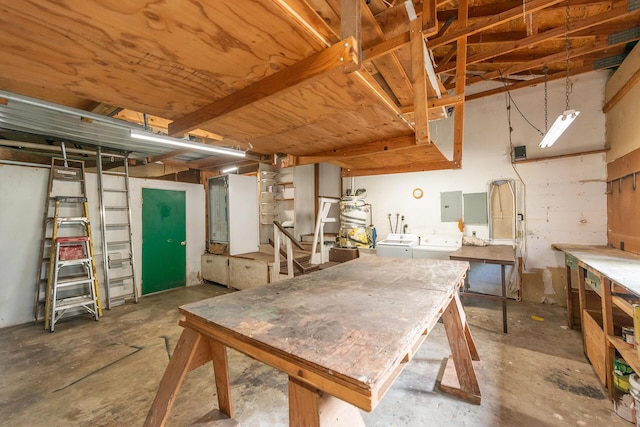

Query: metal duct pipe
[[0, 140, 125, 158]]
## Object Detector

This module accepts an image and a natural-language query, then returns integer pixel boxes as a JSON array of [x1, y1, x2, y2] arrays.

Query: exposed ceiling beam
[[461, 33, 640, 87], [146, 149, 192, 164], [465, 63, 597, 101], [168, 36, 361, 137], [364, 0, 563, 64], [428, 0, 565, 49], [295, 134, 416, 165], [436, 0, 610, 21], [342, 160, 455, 177], [437, 2, 634, 74]]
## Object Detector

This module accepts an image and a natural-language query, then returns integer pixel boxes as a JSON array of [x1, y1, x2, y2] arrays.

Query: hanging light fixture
[[130, 129, 246, 157], [539, 0, 580, 148]]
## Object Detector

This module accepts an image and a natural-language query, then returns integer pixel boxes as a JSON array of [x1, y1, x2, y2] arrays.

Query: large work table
[[144, 256, 481, 426], [449, 245, 516, 333]]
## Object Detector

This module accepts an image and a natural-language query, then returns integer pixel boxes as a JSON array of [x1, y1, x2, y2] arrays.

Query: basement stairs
[[271, 221, 343, 277]]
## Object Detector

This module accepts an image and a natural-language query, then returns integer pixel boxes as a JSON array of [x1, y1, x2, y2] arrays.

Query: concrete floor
[[0, 283, 630, 427]]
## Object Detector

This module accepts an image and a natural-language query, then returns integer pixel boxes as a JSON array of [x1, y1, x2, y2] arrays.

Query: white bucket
[[629, 374, 640, 427]]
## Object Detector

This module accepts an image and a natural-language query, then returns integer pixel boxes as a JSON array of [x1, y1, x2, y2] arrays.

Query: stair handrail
[[273, 221, 302, 279]]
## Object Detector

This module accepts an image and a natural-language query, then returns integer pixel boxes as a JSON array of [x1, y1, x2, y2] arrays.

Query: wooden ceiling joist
[[461, 32, 640, 88], [295, 134, 416, 165], [428, 0, 565, 49], [146, 149, 192, 164], [437, 2, 635, 74], [342, 159, 456, 177], [465, 63, 597, 101], [168, 36, 361, 137]]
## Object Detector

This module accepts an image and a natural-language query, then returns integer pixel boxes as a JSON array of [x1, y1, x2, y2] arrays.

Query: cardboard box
[[208, 243, 228, 255]]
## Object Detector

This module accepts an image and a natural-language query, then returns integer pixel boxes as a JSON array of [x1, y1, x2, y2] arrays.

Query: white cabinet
[[201, 254, 229, 286]]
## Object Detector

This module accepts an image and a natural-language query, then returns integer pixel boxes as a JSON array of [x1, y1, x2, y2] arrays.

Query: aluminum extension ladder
[[96, 147, 139, 309]]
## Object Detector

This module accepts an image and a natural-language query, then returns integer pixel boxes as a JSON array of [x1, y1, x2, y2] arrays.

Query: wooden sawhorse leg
[[144, 328, 233, 427], [439, 292, 481, 404], [288, 377, 365, 427]]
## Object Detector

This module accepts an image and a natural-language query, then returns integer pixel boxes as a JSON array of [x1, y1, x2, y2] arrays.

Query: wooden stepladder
[[35, 156, 102, 331]]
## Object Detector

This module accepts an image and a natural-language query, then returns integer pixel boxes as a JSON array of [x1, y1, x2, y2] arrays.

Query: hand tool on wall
[[387, 213, 392, 233], [394, 213, 399, 233]]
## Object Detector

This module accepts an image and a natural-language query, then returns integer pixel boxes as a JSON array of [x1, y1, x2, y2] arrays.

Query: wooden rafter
[[168, 36, 361, 137], [437, 2, 634, 74], [343, 160, 455, 177], [429, 0, 565, 48], [147, 149, 192, 164], [295, 134, 416, 165], [461, 33, 640, 88], [465, 64, 596, 101]]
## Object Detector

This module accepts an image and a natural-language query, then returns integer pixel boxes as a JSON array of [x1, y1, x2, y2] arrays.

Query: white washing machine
[[376, 234, 419, 258], [412, 234, 462, 260]]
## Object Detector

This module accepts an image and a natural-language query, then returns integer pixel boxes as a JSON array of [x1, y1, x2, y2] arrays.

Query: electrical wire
[[498, 70, 544, 136]]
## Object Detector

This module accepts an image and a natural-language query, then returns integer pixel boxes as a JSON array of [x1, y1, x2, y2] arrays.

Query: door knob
[[181, 241, 186, 246]]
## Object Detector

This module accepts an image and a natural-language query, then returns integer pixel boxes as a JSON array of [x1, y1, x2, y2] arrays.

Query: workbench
[[553, 244, 640, 398], [144, 257, 481, 426], [449, 245, 516, 333]]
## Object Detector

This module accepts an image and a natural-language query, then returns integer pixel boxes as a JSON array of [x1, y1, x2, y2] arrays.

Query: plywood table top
[[553, 244, 640, 295], [180, 256, 469, 410], [449, 244, 515, 265]]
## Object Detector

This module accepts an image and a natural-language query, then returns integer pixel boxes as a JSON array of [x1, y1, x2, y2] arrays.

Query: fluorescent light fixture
[[221, 166, 238, 173], [130, 129, 246, 157], [539, 109, 580, 148]]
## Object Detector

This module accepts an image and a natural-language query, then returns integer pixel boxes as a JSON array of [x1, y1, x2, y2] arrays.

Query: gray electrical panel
[[441, 191, 462, 222], [464, 192, 488, 224]]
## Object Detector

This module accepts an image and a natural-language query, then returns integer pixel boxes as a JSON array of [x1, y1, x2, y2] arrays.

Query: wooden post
[[410, 17, 429, 144], [341, 0, 362, 60], [601, 276, 615, 400]]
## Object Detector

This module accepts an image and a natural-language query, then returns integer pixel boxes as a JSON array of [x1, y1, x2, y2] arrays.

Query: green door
[[142, 188, 186, 295]]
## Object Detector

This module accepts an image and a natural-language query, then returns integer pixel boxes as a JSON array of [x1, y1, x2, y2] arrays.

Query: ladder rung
[[102, 171, 126, 176], [106, 223, 130, 228], [58, 258, 92, 266], [109, 259, 132, 267], [105, 206, 128, 210], [54, 296, 95, 310], [109, 274, 134, 282], [107, 240, 131, 246], [104, 188, 127, 193], [55, 217, 89, 224], [56, 277, 94, 287]]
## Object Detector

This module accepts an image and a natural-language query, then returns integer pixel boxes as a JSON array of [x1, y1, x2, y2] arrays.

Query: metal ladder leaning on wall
[[96, 147, 139, 309], [33, 154, 102, 329]]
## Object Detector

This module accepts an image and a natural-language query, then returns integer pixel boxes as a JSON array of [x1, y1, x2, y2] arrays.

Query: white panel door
[[228, 174, 259, 255]]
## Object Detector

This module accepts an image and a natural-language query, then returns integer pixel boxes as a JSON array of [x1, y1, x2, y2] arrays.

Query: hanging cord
[[565, 0, 571, 111], [543, 66, 548, 134], [497, 70, 544, 136]]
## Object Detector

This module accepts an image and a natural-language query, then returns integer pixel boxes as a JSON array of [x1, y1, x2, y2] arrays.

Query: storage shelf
[[612, 295, 633, 317], [608, 335, 640, 374]]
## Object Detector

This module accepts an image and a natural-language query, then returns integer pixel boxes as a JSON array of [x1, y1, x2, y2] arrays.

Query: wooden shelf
[[608, 335, 640, 374], [613, 295, 634, 317]]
